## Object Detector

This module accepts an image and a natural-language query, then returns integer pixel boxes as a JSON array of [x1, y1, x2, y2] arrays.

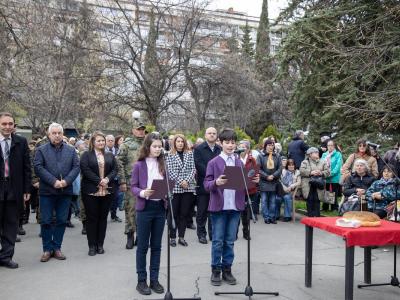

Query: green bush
[[234, 127, 255, 147], [258, 125, 282, 146], [146, 124, 156, 134]]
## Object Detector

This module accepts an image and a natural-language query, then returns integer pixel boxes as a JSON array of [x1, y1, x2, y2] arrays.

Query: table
[[301, 217, 400, 300]]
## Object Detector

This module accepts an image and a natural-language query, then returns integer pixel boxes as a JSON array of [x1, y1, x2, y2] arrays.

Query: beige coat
[[300, 158, 330, 200], [341, 153, 378, 179]]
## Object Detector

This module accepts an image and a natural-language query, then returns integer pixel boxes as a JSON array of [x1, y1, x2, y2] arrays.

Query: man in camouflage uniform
[[117, 122, 145, 249], [75, 140, 87, 234]]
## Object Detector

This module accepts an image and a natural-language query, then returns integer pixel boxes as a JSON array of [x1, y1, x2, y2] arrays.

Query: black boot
[[88, 246, 96, 256], [18, 225, 26, 236], [81, 221, 87, 235], [222, 267, 237, 285], [210, 268, 222, 286], [136, 281, 151, 295], [126, 231, 134, 249]]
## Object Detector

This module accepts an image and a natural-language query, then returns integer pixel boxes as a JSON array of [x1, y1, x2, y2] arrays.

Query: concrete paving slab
[[1, 214, 399, 300]]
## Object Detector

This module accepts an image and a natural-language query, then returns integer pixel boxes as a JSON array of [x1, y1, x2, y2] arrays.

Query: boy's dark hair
[[218, 128, 237, 143]]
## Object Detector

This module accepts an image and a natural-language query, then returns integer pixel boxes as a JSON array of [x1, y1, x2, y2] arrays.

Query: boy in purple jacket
[[204, 128, 259, 286]]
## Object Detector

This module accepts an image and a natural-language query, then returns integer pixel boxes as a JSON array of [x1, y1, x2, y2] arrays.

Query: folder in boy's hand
[[221, 166, 245, 190], [149, 179, 176, 199]]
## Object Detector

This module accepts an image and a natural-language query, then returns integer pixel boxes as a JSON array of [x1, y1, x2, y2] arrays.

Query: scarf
[[325, 150, 334, 168], [282, 170, 294, 187], [266, 152, 274, 169]]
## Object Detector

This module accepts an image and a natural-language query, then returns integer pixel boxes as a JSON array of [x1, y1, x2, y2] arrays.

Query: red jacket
[[243, 153, 258, 195]]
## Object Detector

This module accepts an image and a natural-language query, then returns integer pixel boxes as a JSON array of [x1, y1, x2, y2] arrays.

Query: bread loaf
[[342, 211, 381, 227]]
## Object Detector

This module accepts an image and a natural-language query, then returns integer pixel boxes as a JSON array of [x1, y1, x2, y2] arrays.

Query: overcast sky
[[209, 0, 289, 19]]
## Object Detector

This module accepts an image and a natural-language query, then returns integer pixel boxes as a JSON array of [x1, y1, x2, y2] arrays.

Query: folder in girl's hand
[[150, 179, 176, 199]]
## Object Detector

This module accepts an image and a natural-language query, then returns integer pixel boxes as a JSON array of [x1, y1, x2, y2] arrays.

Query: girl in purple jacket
[[131, 133, 166, 296]]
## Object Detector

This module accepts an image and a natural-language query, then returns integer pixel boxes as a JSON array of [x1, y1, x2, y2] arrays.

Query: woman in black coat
[[80, 131, 118, 256]]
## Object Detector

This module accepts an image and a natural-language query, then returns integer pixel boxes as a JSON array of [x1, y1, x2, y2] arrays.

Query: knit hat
[[306, 147, 319, 155]]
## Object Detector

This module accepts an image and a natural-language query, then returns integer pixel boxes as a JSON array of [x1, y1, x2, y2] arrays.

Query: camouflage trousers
[[124, 189, 136, 234]]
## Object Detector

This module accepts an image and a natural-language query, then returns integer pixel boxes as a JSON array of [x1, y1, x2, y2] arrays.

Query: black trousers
[[169, 192, 194, 239], [237, 199, 251, 238], [30, 185, 39, 210], [196, 194, 212, 239], [0, 183, 18, 262], [82, 194, 112, 247], [109, 190, 119, 218], [187, 199, 196, 226], [307, 187, 321, 217]]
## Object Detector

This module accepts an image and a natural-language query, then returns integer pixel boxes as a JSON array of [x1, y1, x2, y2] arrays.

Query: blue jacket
[[34, 142, 80, 196], [366, 179, 399, 210], [287, 137, 309, 169], [321, 150, 343, 184]]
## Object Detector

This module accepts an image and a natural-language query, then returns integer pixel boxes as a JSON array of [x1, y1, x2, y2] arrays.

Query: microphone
[[366, 141, 380, 149], [234, 148, 246, 154]]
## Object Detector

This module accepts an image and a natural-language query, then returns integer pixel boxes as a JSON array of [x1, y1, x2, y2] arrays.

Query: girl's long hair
[[137, 132, 165, 175]]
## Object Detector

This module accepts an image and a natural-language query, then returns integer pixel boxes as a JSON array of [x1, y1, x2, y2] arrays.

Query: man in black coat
[[0, 112, 31, 269], [287, 130, 309, 169], [193, 127, 221, 244]]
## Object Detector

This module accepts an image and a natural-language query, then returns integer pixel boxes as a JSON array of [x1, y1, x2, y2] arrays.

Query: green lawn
[[294, 199, 339, 217]]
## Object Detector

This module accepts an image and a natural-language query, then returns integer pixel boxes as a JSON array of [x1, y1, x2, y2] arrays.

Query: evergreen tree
[[277, 0, 400, 150], [255, 0, 272, 79], [240, 22, 254, 59]]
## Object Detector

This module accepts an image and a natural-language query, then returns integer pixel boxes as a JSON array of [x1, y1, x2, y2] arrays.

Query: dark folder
[[221, 166, 259, 191], [149, 179, 175, 200], [221, 166, 245, 190]]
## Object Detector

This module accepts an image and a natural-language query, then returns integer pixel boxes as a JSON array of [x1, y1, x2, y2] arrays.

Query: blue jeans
[[282, 194, 293, 218], [261, 191, 276, 221], [275, 196, 282, 219], [117, 192, 124, 210], [210, 210, 240, 270], [136, 201, 166, 282], [40, 195, 71, 252]]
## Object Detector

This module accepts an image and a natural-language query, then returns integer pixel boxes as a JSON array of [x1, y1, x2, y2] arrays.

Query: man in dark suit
[[193, 127, 221, 244], [0, 112, 31, 269]]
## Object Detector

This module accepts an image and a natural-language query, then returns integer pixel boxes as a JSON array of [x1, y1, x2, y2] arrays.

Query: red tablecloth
[[301, 217, 400, 247]]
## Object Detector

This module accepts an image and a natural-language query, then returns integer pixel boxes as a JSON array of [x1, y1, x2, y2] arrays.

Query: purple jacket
[[203, 155, 246, 212], [130, 160, 167, 211]]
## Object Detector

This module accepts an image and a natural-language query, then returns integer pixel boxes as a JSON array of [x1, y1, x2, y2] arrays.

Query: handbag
[[339, 194, 360, 216], [385, 200, 400, 221], [276, 181, 285, 197], [309, 176, 325, 190], [323, 183, 336, 205]]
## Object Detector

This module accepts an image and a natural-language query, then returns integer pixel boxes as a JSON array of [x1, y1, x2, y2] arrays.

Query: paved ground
[[1, 212, 400, 300]]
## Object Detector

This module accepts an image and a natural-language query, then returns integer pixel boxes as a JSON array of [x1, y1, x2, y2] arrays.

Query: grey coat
[[300, 157, 330, 200], [257, 152, 282, 192]]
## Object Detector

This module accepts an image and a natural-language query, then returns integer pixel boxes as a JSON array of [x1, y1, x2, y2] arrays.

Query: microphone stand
[[215, 153, 279, 299], [358, 150, 400, 290], [153, 151, 201, 300]]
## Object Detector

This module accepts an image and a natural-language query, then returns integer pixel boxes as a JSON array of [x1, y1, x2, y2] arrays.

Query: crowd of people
[[1, 111, 400, 296]]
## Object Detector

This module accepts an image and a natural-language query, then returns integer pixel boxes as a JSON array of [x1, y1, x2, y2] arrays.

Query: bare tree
[[1, 0, 104, 132], [91, 0, 206, 129]]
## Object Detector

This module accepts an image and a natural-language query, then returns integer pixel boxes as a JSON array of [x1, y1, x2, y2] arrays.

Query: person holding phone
[[131, 133, 166, 296]]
